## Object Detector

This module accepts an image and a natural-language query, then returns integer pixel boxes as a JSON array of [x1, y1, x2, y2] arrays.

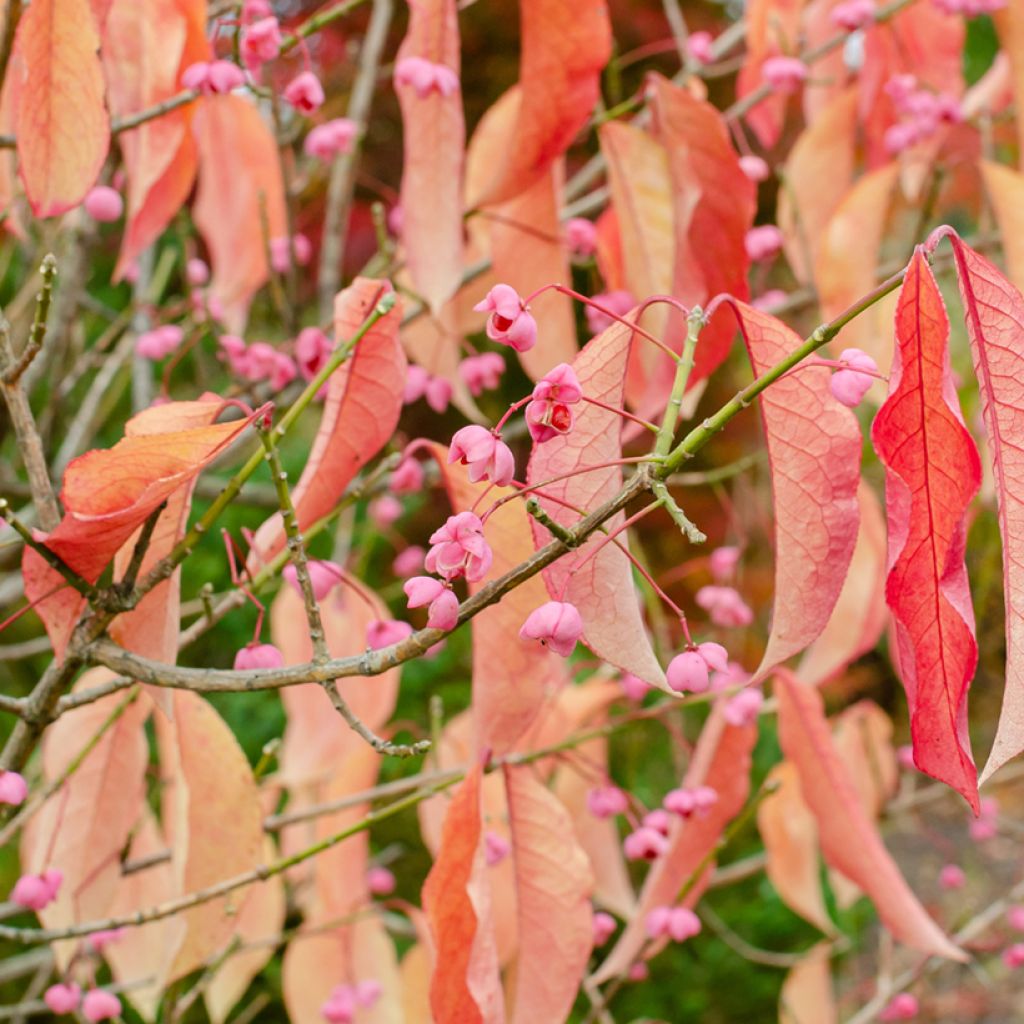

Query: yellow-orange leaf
[[13, 0, 109, 216]]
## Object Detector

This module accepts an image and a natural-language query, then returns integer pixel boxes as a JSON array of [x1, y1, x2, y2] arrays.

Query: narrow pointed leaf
[[775, 671, 966, 960], [871, 248, 981, 810], [779, 944, 837, 1024]]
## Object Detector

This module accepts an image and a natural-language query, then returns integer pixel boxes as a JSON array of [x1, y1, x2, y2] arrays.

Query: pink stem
[[580, 395, 658, 433], [493, 396, 531, 435]]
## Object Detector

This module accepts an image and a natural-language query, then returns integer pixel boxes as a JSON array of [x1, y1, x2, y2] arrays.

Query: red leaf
[[647, 74, 755, 388], [735, 0, 806, 149], [192, 94, 287, 330], [433, 446, 568, 755], [775, 671, 966, 960], [23, 399, 254, 659], [468, 0, 611, 207], [103, 0, 207, 279], [422, 763, 499, 1024], [871, 248, 982, 810], [592, 707, 757, 983], [396, 0, 464, 314], [251, 278, 405, 562], [797, 481, 888, 687], [713, 300, 862, 681], [939, 227, 1024, 783], [504, 766, 594, 1024], [13, 0, 109, 216], [526, 317, 669, 690]]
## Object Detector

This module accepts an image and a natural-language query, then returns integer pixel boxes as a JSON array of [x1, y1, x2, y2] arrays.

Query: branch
[[3, 254, 57, 386]]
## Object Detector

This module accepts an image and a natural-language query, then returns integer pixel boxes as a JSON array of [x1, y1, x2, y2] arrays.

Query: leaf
[[647, 73, 755, 388], [192, 93, 287, 331], [103, 0, 207, 279], [713, 300, 862, 681], [422, 763, 502, 1024], [797, 481, 888, 687], [21, 669, 149, 960], [758, 761, 832, 935], [871, 248, 982, 811], [814, 162, 901, 376], [466, 87, 576, 381], [23, 399, 254, 659], [156, 690, 264, 984], [204, 841, 286, 1024], [981, 160, 1024, 291], [592, 708, 757, 983], [272, 582, 399, 786], [938, 226, 1024, 783], [994, 4, 1024, 169], [13, 0, 109, 216], [504, 766, 594, 1024], [396, 0, 464, 314], [251, 278, 405, 562], [777, 87, 858, 286], [735, 0, 806, 149], [525, 317, 670, 691], [775, 671, 966, 960], [467, 0, 610, 207], [434, 446, 568, 756], [779, 944, 837, 1024]]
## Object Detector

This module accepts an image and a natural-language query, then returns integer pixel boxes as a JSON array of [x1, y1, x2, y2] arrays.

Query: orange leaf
[[251, 278, 404, 563], [775, 671, 965, 961], [396, 0, 464, 314], [779, 944, 837, 1024], [192, 94, 286, 330], [468, 0, 610, 207], [156, 690, 264, 984], [504, 766, 593, 1023], [758, 761, 832, 934], [13, 0, 109, 216], [592, 708, 757, 983], [995, 4, 1024, 170], [23, 399, 254, 659]]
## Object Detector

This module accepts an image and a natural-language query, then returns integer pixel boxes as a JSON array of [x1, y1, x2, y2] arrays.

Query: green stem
[[280, 0, 368, 53], [5, 254, 57, 385], [654, 307, 703, 458]]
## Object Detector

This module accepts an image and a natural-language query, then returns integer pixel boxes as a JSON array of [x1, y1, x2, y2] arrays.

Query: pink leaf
[[525, 317, 669, 690], [775, 671, 966, 960], [192, 94, 286, 330], [13, 0, 109, 217], [712, 299, 862, 681], [937, 227, 1024, 784], [251, 278, 405, 563], [396, 0, 464, 314], [797, 481, 888, 687], [467, 0, 611, 207], [504, 765, 594, 1023], [779, 944, 837, 1024], [871, 248, 982, 811], [592, 707, 757, 983]]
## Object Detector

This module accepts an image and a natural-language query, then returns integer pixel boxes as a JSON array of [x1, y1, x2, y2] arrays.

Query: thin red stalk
[[580, 395, 658, 433]]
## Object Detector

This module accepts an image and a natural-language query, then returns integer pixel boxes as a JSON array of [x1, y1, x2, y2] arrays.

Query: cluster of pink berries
[[474, 284, 538, 353], [458, 351, 505, 396], [404, 364, 452, 413], [0, 768, 27, 805], [646, 905, 702, 943], [829, 348, 879, 407], [622, 785, 720, 861], [11, 867, 62, 910], [44, 985, 122, 1021], [883, 74, 962, 155], [320, 979, 383, 1023], [394, 56, 459, 98], [879, 993, 919, 1021], [830, 0, 876, 29], [761, 56, 808, 94], [219, 335, 298, 391], [135, 324, 184, 361]]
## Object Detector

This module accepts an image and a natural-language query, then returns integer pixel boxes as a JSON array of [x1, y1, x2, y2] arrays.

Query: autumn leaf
[[23, 399, 255, 659], [797, 481, 888, 687], [103, 0, 207, 279], [434, 445, 568, 755], [192, 94, 287, 330], [395, 0, 464, 314], [526, 316, 670, 691], [592, 708, 757, 983], [775, 671, 965, 960], [994, 3, 1024, 169], [251, 278, 405, 563], [779, 944, 837, 1024], [467, 0, 611, 207], [871, 248, 982, 811], [504, 765, 594, 1023], [712, 299, 862, 682], [936, 227, 1024, 784], [647, 74, 755, 388], [13, 0, 109, 217]]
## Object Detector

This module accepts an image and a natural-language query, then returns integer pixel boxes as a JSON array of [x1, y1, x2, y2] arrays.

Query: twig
[[317, 0, 393, 316], [280, 0, 368, 52], [4, 255, 57, 386], [0, 499, 91, 596]]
